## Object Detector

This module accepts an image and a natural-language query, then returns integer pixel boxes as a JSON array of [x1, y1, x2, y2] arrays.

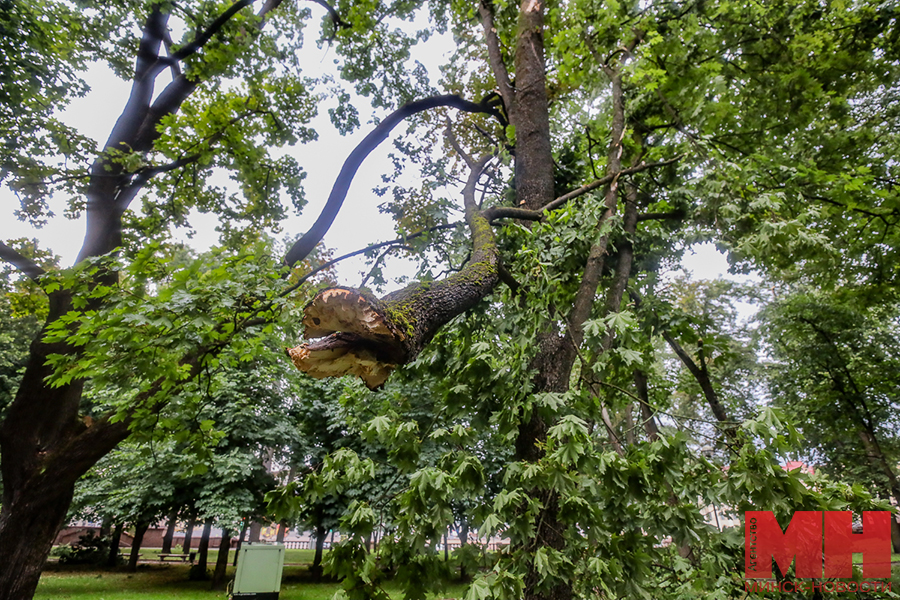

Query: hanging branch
[[283, 94, 505, 267]]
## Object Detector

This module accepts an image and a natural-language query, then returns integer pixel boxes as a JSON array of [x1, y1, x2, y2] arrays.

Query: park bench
[[158, 552, 195, 563]]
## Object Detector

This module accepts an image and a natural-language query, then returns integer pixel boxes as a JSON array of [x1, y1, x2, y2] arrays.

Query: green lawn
[[36, 562, 468, 600], [35, 553, 900, 599]]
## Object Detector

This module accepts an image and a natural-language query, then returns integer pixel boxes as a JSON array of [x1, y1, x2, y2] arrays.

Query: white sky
[[1, 6, 744, 291]]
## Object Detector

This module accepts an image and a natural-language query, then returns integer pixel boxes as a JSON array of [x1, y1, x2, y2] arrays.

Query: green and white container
[[231, 543, 286, 600]]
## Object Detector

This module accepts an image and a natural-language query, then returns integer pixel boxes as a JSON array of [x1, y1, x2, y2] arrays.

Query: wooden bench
[[158, 553, 195, 563]]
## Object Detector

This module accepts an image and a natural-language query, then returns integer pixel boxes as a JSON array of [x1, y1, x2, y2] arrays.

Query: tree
[[3, 1, 899, 599], [761, 289, 900, 552], [0, 1, 329, 594]]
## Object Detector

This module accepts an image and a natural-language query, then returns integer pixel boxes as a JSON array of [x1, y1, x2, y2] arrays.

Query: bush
[[51, 531, 109, 565]]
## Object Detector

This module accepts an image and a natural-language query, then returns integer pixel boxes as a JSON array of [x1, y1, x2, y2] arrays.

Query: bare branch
[[282, 222, 461, 296], [478, 1, 514, 109], [283, 94, 505, 267], [0, 242, 46, 282], [637, 209, 685, 222], [171, 0, 255, 62], [444, 118, 477, 170], [483, 156, 681, 222], [308, 0, 350, 40]]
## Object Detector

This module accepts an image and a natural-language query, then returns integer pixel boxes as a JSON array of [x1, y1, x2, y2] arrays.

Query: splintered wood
[[286, 287, 404, 389]]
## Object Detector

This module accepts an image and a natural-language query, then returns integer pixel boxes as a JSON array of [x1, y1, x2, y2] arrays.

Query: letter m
[[745, 511, 822, 578]]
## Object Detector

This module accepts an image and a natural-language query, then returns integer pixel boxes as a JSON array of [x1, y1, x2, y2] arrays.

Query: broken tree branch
[[287, 156, 499, 389]]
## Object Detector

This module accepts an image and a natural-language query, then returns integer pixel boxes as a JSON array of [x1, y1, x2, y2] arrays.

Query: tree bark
[[181, 516, 196, 554], [210, 529, 232, 591], [248, 521, 262, 543], [161, 508, 178, 554], [193, 519, 213, 579], [288, 155, 499, 389], [127, 521, 149, 572], [107, 523, 123, 568], [275, 521, 287, 543], [233, 520, 248, 567], [0, 5, 287, 598], [312, 524, 327, 580]]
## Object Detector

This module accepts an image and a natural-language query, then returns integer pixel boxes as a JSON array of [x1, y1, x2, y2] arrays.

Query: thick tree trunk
[[0, 488, 71, 600], [161, 508, 178, 554], [276, 521, 287, 543], [193, 519, 213, 579], [127, 521, 149, 572], [210, 529, 232, 591], [182, 517, 196, 554], [107, 523, 123, 567]]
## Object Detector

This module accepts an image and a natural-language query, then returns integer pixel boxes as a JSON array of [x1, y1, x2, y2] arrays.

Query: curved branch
[[0, 242, 46, 282], [308, 0, 350, 39], [283, 94, 505, 267]]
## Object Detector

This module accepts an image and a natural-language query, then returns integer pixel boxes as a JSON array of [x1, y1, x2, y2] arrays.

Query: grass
[[36, 552, 900, 599], [36, 557, 468, 600]]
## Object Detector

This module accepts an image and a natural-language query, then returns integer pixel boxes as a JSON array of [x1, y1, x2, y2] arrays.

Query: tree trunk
[[193, 519, 213, 579], [181, 516, 196, 554], [161, 508, 178, 554], [107, 523, 123, 567], [210, 529, 232, 591], [127, 521, 149, 572], [0, 290, 131, 600], [0, 488, 71, 600], [856, 429, 900, 553], [233, 520, 248, 567], [248, 521, 262, 543], [99, 516, 112, 540], [458, 518, 470, 580], [312, 524, 326, 581], [276, 521, 287, 543]]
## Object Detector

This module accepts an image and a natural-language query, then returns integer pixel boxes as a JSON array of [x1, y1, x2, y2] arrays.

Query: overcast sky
[[1, 6, 741, 292]]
